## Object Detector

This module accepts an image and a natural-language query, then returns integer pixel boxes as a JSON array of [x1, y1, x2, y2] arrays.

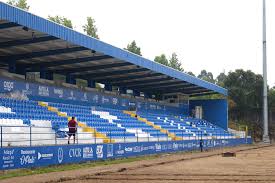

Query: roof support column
[[87, 79, 95, 88], [104, 83, 112, 92], [66, 74, 76, 85]]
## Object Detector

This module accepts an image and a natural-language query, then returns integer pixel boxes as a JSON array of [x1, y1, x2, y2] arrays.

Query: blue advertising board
[[0, 77, 186, 115], [0, 138, 252, 170]]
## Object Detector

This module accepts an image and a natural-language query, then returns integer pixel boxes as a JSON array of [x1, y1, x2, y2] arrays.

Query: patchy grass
[[0, 154, 160, 180]]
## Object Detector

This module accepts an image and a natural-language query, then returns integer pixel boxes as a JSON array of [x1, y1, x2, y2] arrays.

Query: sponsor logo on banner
[[20, 150, 36, 166], [2, 149, 15, 168], [93, 95, 99, 103], [96, 145, 103, 158], [68, 91, 76, 100], [115, 144, 124, 155], [137, 102, 142, 109], [129, 102, 136, 106], [141, 145, 154, 151], [107, 144, 113, 157], [83, 147, 93, 159], [22, 83, 32, 95], [125, 147, 133, 152], [132, 146, 141, 153], [82, 93, 88, 101], [58, 148, 63, 164], [121, 102, 126, 107], [112, 98, 118, 105], [3, 81, 14, 91], [102, 96, 109, 104], [54, 88, 63, 98], [162, 144, 168, 151], [155, 143, 161, 151], [38, 86, 49, 96], [37, 152, 53, 160], [173, 143, 179, 150], [69, 148, 82, 158]]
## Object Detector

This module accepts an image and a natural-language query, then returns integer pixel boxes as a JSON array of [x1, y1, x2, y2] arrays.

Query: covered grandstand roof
[[0, 2, 227, 96]]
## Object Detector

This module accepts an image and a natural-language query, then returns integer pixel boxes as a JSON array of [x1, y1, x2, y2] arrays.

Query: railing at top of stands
[[0, 125, 240, 148]]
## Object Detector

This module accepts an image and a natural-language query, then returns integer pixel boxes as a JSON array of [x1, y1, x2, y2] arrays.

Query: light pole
[[262, 0, 270, 143]]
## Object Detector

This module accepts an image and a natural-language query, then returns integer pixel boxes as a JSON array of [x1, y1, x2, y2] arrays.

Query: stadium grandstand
[[0, 2, 250, 170]]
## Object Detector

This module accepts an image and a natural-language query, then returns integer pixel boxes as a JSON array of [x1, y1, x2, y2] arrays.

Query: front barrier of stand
[[0, 138, 252, 170]]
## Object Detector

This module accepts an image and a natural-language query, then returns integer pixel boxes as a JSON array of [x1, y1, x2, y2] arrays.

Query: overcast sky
[[2, 0, 274, 86]]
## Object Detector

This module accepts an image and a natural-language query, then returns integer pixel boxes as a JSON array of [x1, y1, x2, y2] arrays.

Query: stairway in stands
[[38, 101, 113, 143], [123, 110, 182, 140]]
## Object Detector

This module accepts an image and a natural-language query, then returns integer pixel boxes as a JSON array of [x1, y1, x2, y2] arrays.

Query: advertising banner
[[0, 138, 252, 170], [0, 78, 186, 114]]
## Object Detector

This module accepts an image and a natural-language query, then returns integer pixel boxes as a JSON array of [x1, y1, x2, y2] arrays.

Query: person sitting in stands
[[68, 116, 77, 144]]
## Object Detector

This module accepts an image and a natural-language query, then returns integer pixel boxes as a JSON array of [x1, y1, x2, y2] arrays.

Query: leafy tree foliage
[[216, 72, 227, 87], [7, 0, 29, 10], [186, 71, 195, 76], [269, 87, 275, 109], [224, 69, 263, 111], [198, 70, 215, 83], [154, 53, 184, 72], [48, 15, 73, 29], [125, 40, 142, 56], [83, 17, 99, 39], [168, 53, 184, 72], [154, 54, 169, 66]]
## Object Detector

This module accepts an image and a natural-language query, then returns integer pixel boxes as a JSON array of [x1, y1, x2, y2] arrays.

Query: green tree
[[224, 69, 263, 127], [7, 0, 29, 11], [125, 40, 142, 56], [48, 15, 73, 29], [224, 69, 263, 111], [268, 87, 275, 109], [186, 71, 195, 76], [168, 53, 184, 72], [198, 70, 215, 83], [154, 54, 169, 66], [83, 17, 99, 39], [216, 72, 227, 87], [224, 69, 264, 140]]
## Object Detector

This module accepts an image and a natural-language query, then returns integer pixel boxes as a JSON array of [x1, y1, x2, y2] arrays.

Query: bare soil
[[1, 144, 275, 183]]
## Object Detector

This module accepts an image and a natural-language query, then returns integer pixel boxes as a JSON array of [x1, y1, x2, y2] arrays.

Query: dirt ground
[[1, 144, 275, 183]]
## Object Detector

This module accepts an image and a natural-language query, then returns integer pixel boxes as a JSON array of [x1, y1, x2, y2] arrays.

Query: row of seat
[[0, 97, 235, 143]]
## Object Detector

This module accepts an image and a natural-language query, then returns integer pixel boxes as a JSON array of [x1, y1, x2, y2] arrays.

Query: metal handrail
[[0, 125, 237, 147]]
